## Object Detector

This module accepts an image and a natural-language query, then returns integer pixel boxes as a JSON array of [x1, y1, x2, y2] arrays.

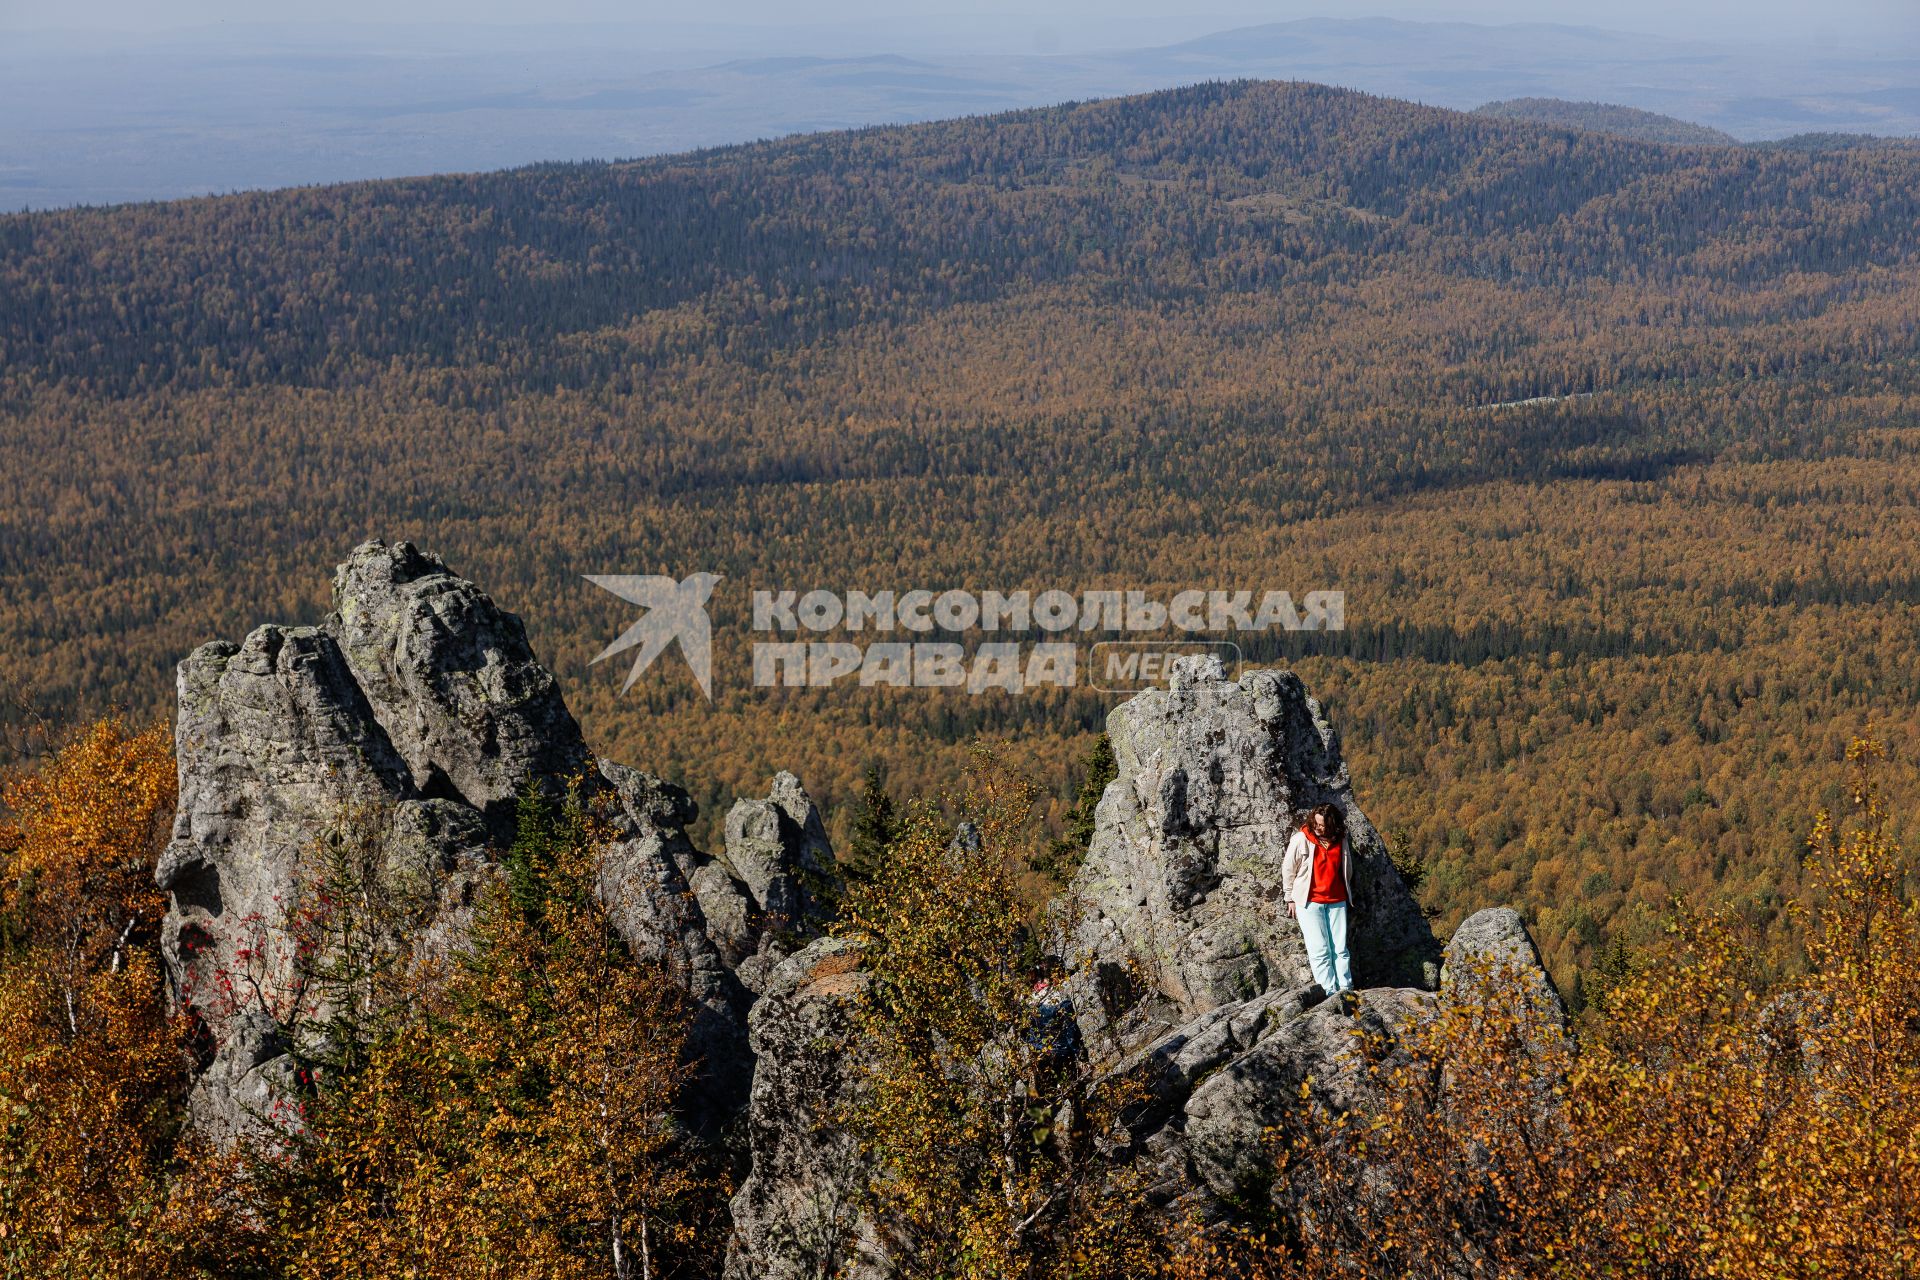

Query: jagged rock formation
[[158, 543, 533, 1144], [328, 542, 589, 835], [730, 656, 1469, 1255], [593, 759, 754, 1116], [1182, 985, 1436, 1197], [155, 540, 825, 1142], [1053, 656, 1438, 1043], [716, 772, 837, 992], [159, 544, 1563, 1267], [1438, 905, 1572, 1120]]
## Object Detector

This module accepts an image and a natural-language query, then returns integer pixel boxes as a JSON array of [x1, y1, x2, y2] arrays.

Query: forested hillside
[[1471, 98, 1739, 146], [3, 80, 1918, 994]]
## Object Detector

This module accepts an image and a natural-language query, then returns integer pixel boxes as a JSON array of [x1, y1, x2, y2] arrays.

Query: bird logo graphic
[[584, 572, 723, 700]]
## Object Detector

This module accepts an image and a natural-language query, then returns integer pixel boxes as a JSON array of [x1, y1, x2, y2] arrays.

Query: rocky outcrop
[[1437, 907, 1570, 1122], [1182, 986, 1436, 1198], [1052, 656, 1438, 1048], [156, 540, 787, 1142], [723, 937, 891, 1280], [160, 542, 1563, 1271], [157, 582, 505, 1136], [726, 773, 834, 938], [727, 656, 1459, 1257]]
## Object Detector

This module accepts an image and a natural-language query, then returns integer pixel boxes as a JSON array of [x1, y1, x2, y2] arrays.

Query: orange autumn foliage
[[1266, 733, 1920, 1279], [0, 720, 230, 1276]]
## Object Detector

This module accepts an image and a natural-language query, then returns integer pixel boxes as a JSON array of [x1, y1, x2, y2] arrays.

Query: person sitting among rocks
[[1283, 803, 1354, 996]]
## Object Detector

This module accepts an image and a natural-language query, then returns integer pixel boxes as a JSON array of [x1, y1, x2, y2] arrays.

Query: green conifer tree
[[1036, 734, 1117, 886], [842, 762, 898, 890]]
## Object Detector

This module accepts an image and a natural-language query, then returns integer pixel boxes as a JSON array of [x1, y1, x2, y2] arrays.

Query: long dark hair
[[1307, 802, 1346, 846]]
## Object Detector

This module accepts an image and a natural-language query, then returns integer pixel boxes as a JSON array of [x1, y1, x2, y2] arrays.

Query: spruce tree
[[843, 762, 898, 889], [1037, 734, 1116, 885]]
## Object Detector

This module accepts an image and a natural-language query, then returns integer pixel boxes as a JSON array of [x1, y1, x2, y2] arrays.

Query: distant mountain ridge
[[2, 15, 1915, 209], [1474, 97, 1739, 146]]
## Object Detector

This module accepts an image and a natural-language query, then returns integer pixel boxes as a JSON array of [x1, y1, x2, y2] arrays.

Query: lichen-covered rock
[[724, 937, 891, 1280], [157, 621, 491, 1085], [1054, 657, 1437, 1044], [595, 758, 753, 1121], [184, 1010, 302, 1150], [724, 771, 835, 944], [1441, 906, 1567, 1031], [158, 542, 690, 1143], [1183, 987, 1436, 1198], [330, 540, 590, 832]]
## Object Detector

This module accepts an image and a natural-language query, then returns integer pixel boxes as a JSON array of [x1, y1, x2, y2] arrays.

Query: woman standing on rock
[[1283, 803, 1354, 996]]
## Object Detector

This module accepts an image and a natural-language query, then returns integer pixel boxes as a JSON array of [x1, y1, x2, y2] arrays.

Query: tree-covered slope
[[1473, 97, 1739, 146]]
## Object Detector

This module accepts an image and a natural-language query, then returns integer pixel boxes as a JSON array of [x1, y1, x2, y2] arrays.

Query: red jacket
[[1282, 825, 1352, 913]]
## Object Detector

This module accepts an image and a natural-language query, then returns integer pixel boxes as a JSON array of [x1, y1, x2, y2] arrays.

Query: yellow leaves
[[1264, 734, 1920, 1280], [838, 744, 1207, 1278], [2, 718, 174, 886]]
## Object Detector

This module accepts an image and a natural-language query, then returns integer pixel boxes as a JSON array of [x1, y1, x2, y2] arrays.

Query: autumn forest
[[3, 78, 1918, 1001]]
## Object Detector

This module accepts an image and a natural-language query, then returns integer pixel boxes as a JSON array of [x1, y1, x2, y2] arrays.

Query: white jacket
[[1281, 827, 1353, 916]]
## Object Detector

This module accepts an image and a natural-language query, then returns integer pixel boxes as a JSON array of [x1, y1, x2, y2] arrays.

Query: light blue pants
[[1299, 901, 1353, 994]]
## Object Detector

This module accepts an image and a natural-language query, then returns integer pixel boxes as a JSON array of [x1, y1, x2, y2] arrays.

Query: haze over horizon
[[2, 4, 1916, 210], [7, 0, 1916, 50]]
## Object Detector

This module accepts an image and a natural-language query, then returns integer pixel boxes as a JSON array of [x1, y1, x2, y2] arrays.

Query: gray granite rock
[[184, 1010, 302, 1150], [330, 539, 590, 833], [158, 542, 746, 1144], [158, 616, 492, 1147], [724, 771, 835, 944], [1438, 907, 1570, 1121], [724, 937, 892, 1280], [595, 758, 753, 1122], [1053, 657, 1438, 1046], [1441, 906, 1567, 1031], [1183, 986, 1436, 1198]]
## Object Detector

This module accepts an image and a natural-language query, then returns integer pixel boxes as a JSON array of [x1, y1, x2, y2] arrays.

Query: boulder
[[1438, 908, 1570, 1121], [1441, 906, 1567, 1031]]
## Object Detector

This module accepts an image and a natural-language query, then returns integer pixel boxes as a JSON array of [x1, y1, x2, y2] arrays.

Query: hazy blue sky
[[4, 0, 1914, 208], [4, 0, 1915, 51]]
